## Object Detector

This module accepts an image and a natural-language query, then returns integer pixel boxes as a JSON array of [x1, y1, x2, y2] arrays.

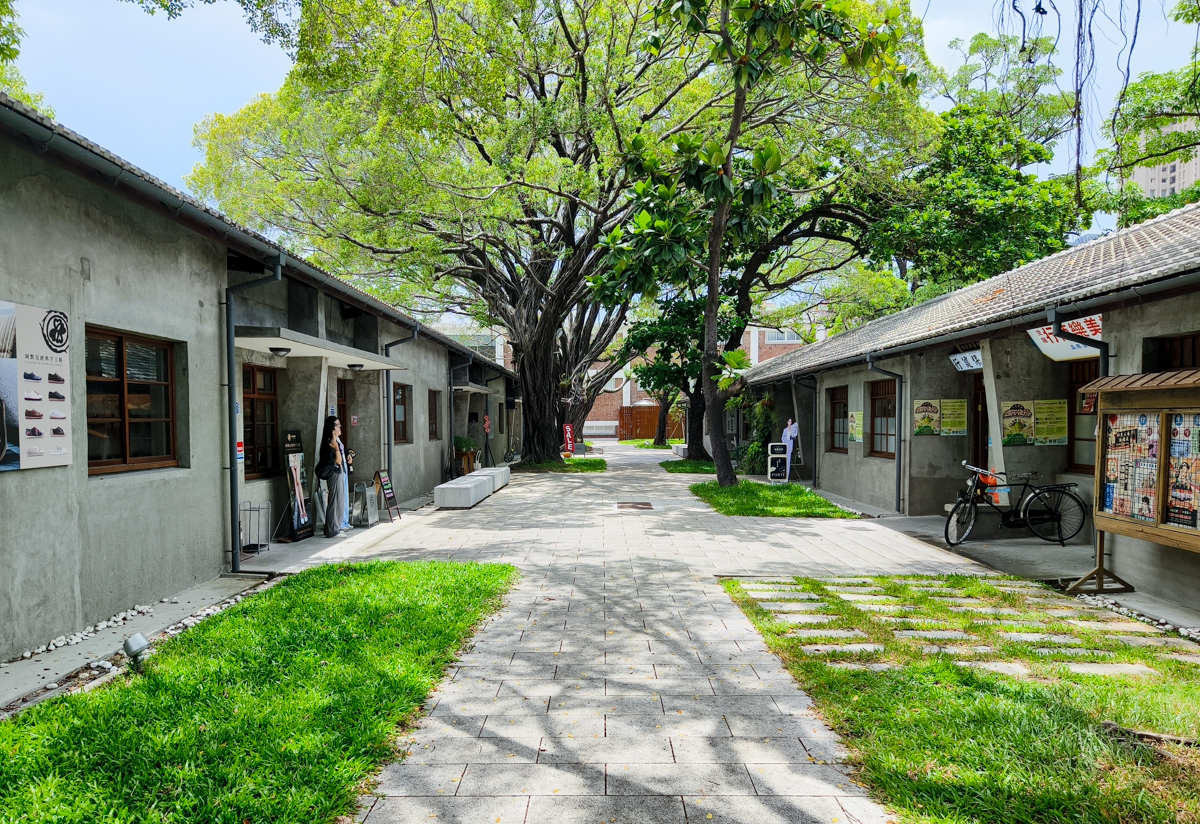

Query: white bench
[[434, 474, 492, 509], [672, 444, 688, 457], [472, 466, 510, 493]]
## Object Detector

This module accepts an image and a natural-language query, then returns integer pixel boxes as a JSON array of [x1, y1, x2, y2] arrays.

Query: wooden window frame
[[86, 328, 177, 475], [868, 379, 897, 459], [428, 389, 441, 440], [243, 365, 280, 479], [393, 382, 412, 444], [1067, 358, 1099, 474], [828, 385, 848, 453]]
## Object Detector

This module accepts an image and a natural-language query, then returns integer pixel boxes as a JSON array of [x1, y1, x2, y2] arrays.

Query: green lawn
[[0, 561, 516, 824], [691, 479, 857, 517], [660, 458, 716, 474], [619, 438, 683, 449], [514, 456, 607, 472], [725, 575, 1200, 823]]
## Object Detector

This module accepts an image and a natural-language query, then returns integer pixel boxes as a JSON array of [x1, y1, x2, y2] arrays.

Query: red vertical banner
[[563, 423, 575, 453]]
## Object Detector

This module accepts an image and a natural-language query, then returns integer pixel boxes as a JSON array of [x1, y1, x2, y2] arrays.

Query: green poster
[[1034, 399, 1068, 445], [848, 410, 863, 442], [1001, 400, 1035, 446], [913, 399, 941, 435], [940, 399, 968, 436]]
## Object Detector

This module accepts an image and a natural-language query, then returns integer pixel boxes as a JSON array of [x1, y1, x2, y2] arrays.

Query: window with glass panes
[[1068, 358, 1099, 473], [242, 365, 279, 477], [393, 383, 412, 443], [428, 389, 441, 440], [869, 379, 897, 458], [86, 330, 176, 473], [828, 385, 848, 452]]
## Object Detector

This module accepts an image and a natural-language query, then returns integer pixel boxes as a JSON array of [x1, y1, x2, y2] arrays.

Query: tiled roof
[[0, 93, 516, 379], [745, 203, 1200, 384]]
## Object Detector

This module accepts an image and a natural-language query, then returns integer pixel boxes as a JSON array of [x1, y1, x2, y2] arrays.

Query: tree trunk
[[517, 344, 567, 465], [653, 393, 673, 446], [685, 381, 711, 462]]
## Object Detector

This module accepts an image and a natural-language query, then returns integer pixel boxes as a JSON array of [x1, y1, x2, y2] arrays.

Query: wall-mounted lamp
[[269, 347, 291, 357], [123, 632, 151, 674], [348, 364, 364, 372]]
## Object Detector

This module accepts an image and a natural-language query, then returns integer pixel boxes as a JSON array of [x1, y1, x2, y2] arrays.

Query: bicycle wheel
[[1025, 488, 1087, 544], [945, 498, 978, 546]]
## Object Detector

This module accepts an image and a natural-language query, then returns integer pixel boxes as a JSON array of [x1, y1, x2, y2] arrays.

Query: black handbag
[[316, 457, 338, 482]]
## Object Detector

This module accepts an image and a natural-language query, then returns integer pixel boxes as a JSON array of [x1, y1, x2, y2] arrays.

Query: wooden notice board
[[374, 470, 401, 523]]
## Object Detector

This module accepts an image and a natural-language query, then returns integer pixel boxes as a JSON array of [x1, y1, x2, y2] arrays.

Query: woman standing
[[317, 415, 347, 538]]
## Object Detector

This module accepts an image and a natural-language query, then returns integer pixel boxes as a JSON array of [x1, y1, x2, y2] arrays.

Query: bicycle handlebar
[[961, 461, 1000, 476], [959, 460, 1039, 482]]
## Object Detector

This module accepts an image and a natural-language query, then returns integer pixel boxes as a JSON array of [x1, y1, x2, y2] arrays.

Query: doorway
[[972, 373, 988, 468], [336, 378, 348, 428]]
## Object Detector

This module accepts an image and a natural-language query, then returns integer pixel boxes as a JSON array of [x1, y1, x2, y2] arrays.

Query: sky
[[11, 0, 1200, 207]]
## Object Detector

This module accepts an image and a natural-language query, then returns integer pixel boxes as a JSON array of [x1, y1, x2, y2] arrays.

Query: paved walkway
[[355, 445, 985, 823]]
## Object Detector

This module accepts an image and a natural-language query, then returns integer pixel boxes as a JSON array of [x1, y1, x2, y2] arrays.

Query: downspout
[[797, 376, 819, 487], [1048, 307, 1109, 376], [867, 354, 904, 513], [225, 254, 283, 573], [448, 361, 456, 478], [383, 325, 421, 479]]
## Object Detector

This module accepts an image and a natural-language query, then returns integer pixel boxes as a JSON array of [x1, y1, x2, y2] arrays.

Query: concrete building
[[1129, 121, 1199, 198], [0, 93, 515, 662], [746, 205, 1200, 611]]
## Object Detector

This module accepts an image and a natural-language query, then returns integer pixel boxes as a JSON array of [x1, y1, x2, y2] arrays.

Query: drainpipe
[[448, 361, 456, 478], [225, 254, 283, 573], [383, 325, 420, 479], [1048, 306, 1109, 377], [797, 376, 819, 487], [867, 354, 904, 513]]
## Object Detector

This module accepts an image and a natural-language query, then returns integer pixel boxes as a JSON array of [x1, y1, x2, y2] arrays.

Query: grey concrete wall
[[383, 321, 450, 502], [985, 332, 1070, 481], [0, 133, 229, 661], [904, 350, 975, 515]]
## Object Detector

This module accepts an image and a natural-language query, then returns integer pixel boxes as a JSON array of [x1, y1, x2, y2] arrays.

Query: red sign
[[563, 423, 575, 453], [236, 441, 245, 463], [350, 415, 359, 426], [484, 414, 491, 434]]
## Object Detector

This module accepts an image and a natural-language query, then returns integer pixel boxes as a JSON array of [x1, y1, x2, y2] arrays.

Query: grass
[[725, 575, 1200, 823], [513, 456, 607, 472], [619, 438, 683, 449], [0, 560, 516, 824], [660, 458, 716, 474], [691, 479, 858, 517]]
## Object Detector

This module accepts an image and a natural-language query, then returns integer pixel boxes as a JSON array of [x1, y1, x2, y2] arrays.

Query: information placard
[[374, 469, 402, 523], [0, 301, 72, 471], [1034, 399, 1068, 445], [1001, 401, 1035, 446], [940, 399, 968, 436], [913, 400, 941, 435]]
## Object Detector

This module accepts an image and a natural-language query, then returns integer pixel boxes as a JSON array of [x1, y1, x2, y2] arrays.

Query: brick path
[[359, 445, 985, 823]]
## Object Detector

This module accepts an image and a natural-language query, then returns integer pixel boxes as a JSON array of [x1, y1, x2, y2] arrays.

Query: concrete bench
[[472, 466, 510, 493], [672, 444, 688, 458], [434, 474, 492, 509]]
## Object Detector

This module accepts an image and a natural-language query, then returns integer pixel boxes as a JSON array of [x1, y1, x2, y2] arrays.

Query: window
[[1171, 164, 1177, 172], [765, 329, 802, 343], [1153, 332, 1200, 370], [868, 379, 897, 458], [86, 330, 176, 473], [828, 385, 848, 452], [1068, 358, 1099, 473], [393, 383, 412, 443], [242, 365, 279, 477], [428, 389, 441, 440]]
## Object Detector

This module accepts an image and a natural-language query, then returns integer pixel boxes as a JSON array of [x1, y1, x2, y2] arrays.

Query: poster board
[[1034, 399, 1068, 445], [374, 470, 402, 523], [0, 301, 73, 471], [1000, 401, 1035, 445], [913, 400, 941, 435], [282, 429, 315, 541], [940, 399, 968, 436], [847, 411, 862, 443]]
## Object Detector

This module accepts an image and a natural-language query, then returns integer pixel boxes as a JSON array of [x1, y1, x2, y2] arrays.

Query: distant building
[[1129, 121, 1200, 197]]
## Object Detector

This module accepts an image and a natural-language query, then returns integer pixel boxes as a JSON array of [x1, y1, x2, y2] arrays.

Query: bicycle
[[945, 460, 1087, 547]]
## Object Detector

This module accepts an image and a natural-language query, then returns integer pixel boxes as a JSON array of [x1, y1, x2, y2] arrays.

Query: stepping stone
[[776, 614, 837, 625], [962, 661, 1031, 677], [759, 602, 825, 612], [824, 586, 884, 593], [949, 606, 1020, 616], [789, 629, 868, 640], [922, 646, 974, 655], [1001, 633, 1082, 645], [819, 578, 876, 585], [855, 604, 915, 613], [837, 594, 898, 602], [1108, 635, 1198, 649], [1033, 648, 1113, 657], [747, 591, 819, 600], [800, 643, 884, 655], [897, 630, 973, 640], [1065, 662, 1157, 676], [1067, 620, 1161, 634], [929, 597, 986, 605], [1165, 654, 1200, 665], [1025, 596, 1076, 605], [827, 662, 894, 671], [924, 591, 970, 598], [873, 617, 947, 625]]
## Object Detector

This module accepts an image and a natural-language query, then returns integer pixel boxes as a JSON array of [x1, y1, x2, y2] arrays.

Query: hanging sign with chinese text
[[1027, 314, 1102, 361], [949, 351, 984, 371]]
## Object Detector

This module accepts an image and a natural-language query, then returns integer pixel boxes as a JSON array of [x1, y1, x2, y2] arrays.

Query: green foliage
[[660, 458, 717, 473], [0, 63, 53, 116], [514, 457, 607, 473], [453, 435, 479, 454], [1097, 180, 1200, 228], [731, 395, 777, 475], [622, 438, 684, 448], [690, 479, 858, 517], [814, 264, 915, 333], [0, 0, 21, 65], [0, 561, 515, 823]]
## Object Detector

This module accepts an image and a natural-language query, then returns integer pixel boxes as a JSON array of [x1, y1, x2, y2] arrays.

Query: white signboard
[[949, 350, 984, 371], [0, 301, 73, 471], [1027, 314, 1102, 361]]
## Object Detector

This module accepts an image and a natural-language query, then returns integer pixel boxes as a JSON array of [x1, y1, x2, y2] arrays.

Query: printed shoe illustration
[[26, 446, 44, 457], [50, 446, 67, 455], [49, 410, 66, 419], [51, 427, 65, 437], [48, 391, 65, 401], [23, 372, 41, 382], [24, 390, 42, 401], [25, 427, 44, 438], [48, 373, 65, 384], [24, 409, 42, 419]]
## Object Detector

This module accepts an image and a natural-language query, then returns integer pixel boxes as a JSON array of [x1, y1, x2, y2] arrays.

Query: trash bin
[[353, 481, 379, 527]]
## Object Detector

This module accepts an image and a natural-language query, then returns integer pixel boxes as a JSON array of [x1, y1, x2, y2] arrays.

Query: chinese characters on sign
[[940, 399, 968, 436], [1033, 399, 1068, 445], [1102, 412, 1159, 523], [1167, 412, 1200, 530], [0, 301, 73, 471], [949, 351, 984, 371], [1027, 314, 1103, 361], [913, 400, 941, 435]]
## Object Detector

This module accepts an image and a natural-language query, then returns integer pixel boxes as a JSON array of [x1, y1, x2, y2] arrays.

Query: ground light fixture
[[269, 347, 291, 357], [123, 632, 151, 673]]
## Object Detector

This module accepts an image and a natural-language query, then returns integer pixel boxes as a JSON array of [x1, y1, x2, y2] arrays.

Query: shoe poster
[[0, 300, 72, 471]]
